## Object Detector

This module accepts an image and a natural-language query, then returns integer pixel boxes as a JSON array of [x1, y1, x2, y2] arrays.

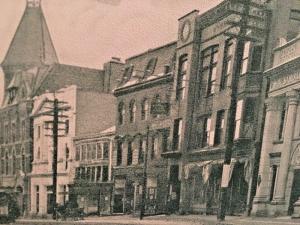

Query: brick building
[[113, 42, 176, 214], [164, 0, 269, 215], [0, 0, 121, 215]]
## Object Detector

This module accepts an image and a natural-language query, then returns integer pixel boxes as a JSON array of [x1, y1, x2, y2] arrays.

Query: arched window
[[141, 99, 149, 120], [129, 100, 136, 123], [118, 102, 125, 125]]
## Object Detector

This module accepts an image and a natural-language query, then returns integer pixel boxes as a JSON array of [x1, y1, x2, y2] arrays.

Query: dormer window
[[122, 65, 134, 83], [144, 57, 157, 77]]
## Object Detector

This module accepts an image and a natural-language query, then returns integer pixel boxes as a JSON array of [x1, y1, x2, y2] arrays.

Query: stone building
[[29, 85, 116, 216], [0, 0, 121, 215], [252, 1, 300, 216], [113, 42, 176, 214], [164, 0, 269, 215], [72, 126, 115, 215]]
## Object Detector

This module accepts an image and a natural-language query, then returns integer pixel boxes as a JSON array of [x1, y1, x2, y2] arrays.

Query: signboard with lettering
[[270, 71, 300, 92], [273, 38, 300, 66]]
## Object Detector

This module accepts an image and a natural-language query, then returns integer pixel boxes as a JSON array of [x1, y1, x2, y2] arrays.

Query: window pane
[[236, 100, 244, 120], [234, 120, 241, 139], [243, 41, 251, 59], [241, 58, 249, 75]]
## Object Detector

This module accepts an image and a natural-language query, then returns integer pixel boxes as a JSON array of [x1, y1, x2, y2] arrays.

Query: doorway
[[289, 169, 300, 215]]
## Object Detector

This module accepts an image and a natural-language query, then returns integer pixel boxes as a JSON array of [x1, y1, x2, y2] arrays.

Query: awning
[[183, 161, 213, 181]]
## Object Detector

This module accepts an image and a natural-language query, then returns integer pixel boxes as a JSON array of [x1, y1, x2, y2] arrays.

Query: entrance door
[[47, 193, 54, 214], [113, 194, 123, 213], [289, 169, 300, 215], [167, 165, 180, 213]]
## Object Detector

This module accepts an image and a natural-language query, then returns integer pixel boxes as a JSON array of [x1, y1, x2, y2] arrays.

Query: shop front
[[184, 159, 249, 215], [70, 182, 113, 215]]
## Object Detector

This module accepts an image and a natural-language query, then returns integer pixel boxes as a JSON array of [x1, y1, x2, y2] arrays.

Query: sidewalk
[[15, 214, 300, 225]]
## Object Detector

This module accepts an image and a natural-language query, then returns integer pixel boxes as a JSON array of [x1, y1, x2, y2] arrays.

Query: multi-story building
[[252, 0, 300, 217], [113, 42, 176, 214], [29, 85, 116, 216], [72, 126, 115, 215], [0, 0, 121, 215], [163, 0, 269, 215]]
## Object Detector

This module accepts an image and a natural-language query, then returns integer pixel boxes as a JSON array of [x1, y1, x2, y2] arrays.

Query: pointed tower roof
[[1, 0, 58, 67]]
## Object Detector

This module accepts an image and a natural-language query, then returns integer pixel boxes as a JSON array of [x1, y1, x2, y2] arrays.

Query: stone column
[[252, 97, 278, 215], [273, 90, 299, 203]]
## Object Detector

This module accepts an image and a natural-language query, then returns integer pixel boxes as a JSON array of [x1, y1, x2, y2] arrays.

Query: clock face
[[180, 20, 191, 43]]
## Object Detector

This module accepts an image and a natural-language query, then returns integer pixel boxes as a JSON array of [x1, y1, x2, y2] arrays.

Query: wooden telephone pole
[[217, 0, 266, 221], [42, 98, 70, 219]]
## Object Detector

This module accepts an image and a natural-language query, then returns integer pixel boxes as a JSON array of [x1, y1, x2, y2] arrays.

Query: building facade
[[252, 2, 300, 216], [0, 0, 121, 215], [113, 42, 176, 215], [29, 85, 116, 216], [71, 126, 115, 215], [165, 0, 269, 215]]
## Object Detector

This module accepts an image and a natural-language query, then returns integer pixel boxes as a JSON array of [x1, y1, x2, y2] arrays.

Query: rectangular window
[[172, 118, 182, 151], [269, 165, 278, 201], [127, 141, 133, 166], [201, 46, 219, 96], [81, 145, 87, 161], [102, 166, 109, 182], [250, 45, 262, 71], [151, 136, 159, 159], [214, 110, 225, 145], [116, 141, 123, 166], [138, 139, 145, 164], [288, 9, 300, 41], [241, 41, 250, 75], [234, 100, 244, 140], [92, 144, 96, 159], [220, 39, 233, 90], [202, 116, 212, 147], [86, 167, 91, 181], [103, 142, 109, 159], [96, 143, 102, 159], [96, 166, 101, 181], [176, 55, 188, 100], [36, 186, 40, 213], [65, 120, 69, 135], [87, 144, 92, 160], [278, 104, 286, 140], [162, 129, 170, 152], [37, 125, 41, 139], [75, 146, 81, 161], [91, 167, 95, 182], [75, 167, 80, 179]]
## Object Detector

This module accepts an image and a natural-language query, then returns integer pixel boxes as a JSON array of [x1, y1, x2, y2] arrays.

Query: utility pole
[[140, 125, 150, 220], [41, 98, 70, 219], [52, 99, 59, 219], [217, 0, 266, 221]]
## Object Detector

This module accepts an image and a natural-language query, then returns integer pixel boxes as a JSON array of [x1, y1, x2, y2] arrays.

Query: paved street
[[7, 214, 300, 225]]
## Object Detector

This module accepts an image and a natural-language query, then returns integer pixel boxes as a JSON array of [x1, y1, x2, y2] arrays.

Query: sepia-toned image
[[0, 0, 300, 224]]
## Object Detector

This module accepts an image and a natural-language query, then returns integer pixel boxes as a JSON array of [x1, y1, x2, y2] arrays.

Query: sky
[[0, 0, 222, 69]]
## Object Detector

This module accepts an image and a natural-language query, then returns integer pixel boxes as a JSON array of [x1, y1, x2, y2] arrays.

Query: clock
[[180, 20, 192, 43]]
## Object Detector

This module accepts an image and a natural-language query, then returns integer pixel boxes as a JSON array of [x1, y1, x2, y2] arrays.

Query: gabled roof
[[34, 63, 104, 96], [1, 2, 58, 67]]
